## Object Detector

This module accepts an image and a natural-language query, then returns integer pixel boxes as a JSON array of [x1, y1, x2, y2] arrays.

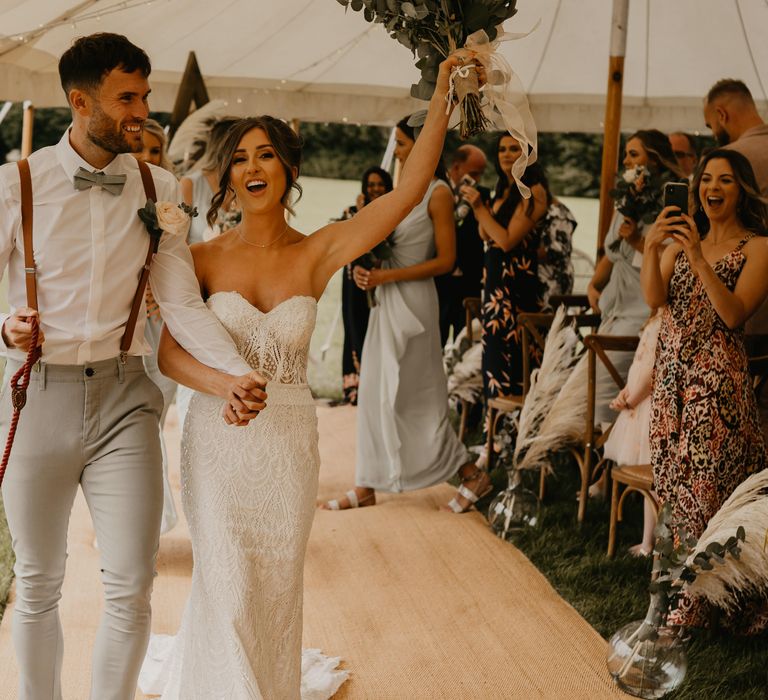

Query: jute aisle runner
[[0, 404, 625, 699]]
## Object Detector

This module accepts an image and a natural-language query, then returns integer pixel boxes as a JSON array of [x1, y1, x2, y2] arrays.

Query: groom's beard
[[87, 104, 140, 154]]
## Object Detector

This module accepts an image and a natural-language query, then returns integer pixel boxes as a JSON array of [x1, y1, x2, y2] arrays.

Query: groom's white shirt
[[0, 129, 251, 374]]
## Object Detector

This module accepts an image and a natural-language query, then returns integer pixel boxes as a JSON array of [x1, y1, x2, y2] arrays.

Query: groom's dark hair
[[59, 33, 151, 95]]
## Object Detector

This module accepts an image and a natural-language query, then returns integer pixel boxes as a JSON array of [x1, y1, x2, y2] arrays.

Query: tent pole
[[21, 100, 35, 158], [169, 52, 210, 140], [597, 0, 629, 257]]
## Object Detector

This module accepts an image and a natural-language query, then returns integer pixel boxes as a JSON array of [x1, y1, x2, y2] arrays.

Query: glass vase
[[606, 598, 688, 699], [488, 471, 539, 538]]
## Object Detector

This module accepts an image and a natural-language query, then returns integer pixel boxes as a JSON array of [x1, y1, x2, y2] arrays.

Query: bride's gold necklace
[[237, 221, 289, 249]]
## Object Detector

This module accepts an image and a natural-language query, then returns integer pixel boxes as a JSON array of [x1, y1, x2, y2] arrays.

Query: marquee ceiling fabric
[[0, 0, 766, 132]]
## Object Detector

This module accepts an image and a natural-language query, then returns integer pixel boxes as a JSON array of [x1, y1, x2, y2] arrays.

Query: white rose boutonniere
[[138, 200, 198, 250]]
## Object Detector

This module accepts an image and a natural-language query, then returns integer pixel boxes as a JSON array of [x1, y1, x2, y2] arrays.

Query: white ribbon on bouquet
[[464, 24, 540, 199]]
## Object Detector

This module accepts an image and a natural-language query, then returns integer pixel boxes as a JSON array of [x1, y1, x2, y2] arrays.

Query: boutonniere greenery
[[138, 200, 198, 249]]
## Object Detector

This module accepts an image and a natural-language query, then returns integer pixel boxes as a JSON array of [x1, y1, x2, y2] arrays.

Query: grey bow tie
[[73, 167, 127, 195]]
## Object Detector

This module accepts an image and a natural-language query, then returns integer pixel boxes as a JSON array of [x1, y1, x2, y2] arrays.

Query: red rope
[[0, 319, 41, 486]]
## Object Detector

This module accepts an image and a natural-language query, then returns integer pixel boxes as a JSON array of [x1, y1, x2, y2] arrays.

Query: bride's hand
[[435, 49, 485, 100], [219, 372, 268, 425]]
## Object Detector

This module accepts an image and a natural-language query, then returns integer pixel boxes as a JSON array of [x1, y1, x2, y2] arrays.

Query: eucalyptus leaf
[[410, 78, 436, 100], [364, 7, 374, 21], [351, 0, 364, 11], [737, 525, 746, 540], [416, 42, 432, 58], [395, 30, 414, 48], [401, 1, 417, 18], [464, 2, 491, 32], [406, 109, 428, 127], [421, 63, 439, 81]]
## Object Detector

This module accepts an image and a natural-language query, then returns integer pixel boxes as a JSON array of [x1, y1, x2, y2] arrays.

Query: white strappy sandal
[[324, 489, 375, 511], [445, 470, 492, 513]]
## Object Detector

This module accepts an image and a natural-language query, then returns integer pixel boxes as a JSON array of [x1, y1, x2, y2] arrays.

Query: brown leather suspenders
[[121, 159, 158, 363], [15, 157, 160, 365], [17, 160, 39, 314]]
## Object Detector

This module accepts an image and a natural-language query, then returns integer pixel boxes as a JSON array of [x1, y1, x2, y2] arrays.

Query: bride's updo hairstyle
[[207, 116, 303, 226]]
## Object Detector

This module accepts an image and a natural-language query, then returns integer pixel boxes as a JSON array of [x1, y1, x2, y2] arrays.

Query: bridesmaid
[[460, 134, 549, 399], [323, 117, 487, 513]]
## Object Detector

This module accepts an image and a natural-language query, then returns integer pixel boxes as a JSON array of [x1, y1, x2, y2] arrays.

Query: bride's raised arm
[[308, 53, 470, 289]]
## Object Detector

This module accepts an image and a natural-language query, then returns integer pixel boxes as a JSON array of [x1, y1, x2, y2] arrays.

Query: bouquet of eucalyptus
[[336, 0, 520, 139]]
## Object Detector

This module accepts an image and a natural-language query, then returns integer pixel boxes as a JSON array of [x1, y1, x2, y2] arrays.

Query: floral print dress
[[537, 200, 577, 308], [481, 204, 541, 398], [650, 236, 768, 632]]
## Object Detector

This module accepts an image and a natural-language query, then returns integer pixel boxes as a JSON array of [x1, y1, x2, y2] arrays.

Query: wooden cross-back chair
[[578, 333, 645, 526], [485, 311, 601, 493]]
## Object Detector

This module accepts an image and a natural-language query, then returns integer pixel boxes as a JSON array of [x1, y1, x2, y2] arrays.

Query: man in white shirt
[[0, 33, 265, 699]]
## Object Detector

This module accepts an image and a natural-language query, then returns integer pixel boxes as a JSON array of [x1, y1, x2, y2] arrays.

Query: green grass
[[479, 452, 768, 700]]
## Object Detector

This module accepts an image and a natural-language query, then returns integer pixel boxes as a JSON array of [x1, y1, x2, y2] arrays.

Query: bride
[[138, 54, 465, 698]]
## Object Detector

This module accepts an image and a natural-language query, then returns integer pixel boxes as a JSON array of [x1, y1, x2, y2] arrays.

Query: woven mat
[[0, 403, 625, 699]]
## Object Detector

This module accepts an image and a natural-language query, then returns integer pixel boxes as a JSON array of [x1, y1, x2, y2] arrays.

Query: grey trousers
[[0, 356, 164, 700]]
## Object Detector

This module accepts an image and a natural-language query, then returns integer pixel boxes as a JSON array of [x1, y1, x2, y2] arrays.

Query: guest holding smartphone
[[642, 149, 768, 632]]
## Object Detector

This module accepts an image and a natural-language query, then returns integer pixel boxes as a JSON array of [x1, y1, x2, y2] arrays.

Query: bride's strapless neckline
[[207, 290, 317, 315]]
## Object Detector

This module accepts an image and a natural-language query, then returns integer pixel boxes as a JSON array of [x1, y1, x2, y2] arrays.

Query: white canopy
[[0, 0, 766, 133]]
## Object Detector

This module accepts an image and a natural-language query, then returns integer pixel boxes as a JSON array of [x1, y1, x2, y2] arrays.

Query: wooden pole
[[596, 0, 629, 257], [290, 118, 300, 135], [169, 52, 210, 139], [21, 100, 34, 158]]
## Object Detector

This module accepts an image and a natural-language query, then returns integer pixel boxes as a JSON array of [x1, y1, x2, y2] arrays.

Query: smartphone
[[663, 182, 689, 217]]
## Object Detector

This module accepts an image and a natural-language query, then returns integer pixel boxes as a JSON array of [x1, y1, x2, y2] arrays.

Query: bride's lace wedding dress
[[139, 292, 348, 699]]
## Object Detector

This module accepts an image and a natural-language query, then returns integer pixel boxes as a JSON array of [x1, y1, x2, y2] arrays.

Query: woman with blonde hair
[[139, 118, 174, 172]]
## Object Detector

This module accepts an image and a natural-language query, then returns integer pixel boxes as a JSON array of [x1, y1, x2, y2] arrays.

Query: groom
[[0, 33, 265, 699]]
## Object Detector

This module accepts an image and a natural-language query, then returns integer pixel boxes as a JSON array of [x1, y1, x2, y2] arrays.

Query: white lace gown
[[139, 292, 348, 699]]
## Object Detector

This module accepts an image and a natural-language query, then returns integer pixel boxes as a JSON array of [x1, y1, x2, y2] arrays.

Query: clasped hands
[[221, 370, 268, 427]]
